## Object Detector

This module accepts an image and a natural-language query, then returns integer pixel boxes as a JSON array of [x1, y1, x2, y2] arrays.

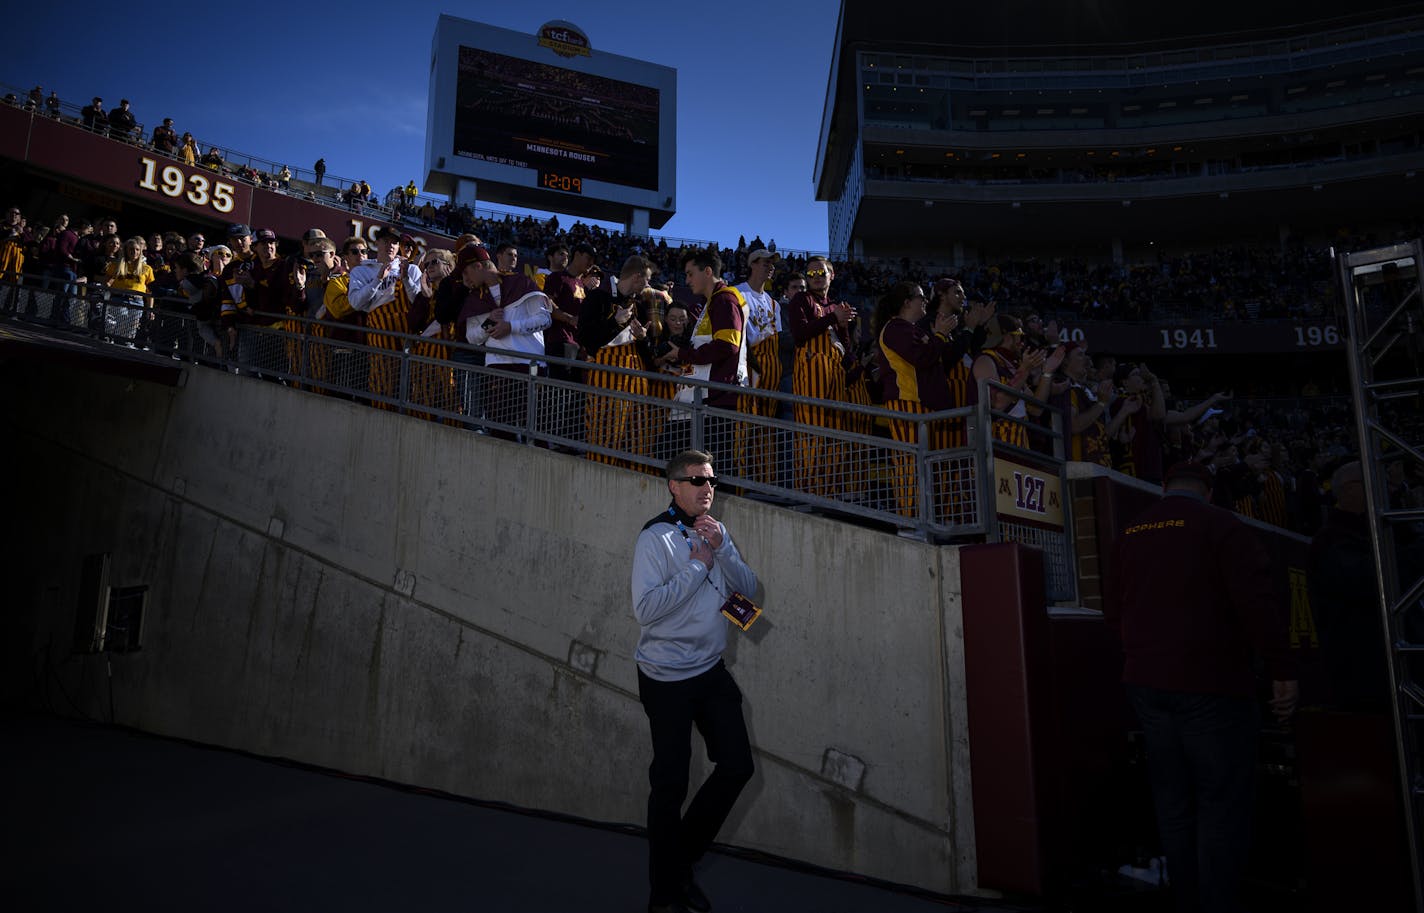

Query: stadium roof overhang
[[848, 170, 1422, 255], [814, 0, 1424, 199]]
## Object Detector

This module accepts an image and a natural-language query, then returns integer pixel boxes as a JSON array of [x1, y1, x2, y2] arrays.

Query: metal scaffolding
[[1335, 237, 1424, 913]]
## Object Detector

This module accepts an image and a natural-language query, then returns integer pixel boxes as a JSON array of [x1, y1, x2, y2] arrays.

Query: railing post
[[977, 377, 999, 542], [916, 415, 933, 536], [397, 340, 412, 414], [298, 320, 310, 385], [525, 361, 539, 445], [690, 385, 705, 451]]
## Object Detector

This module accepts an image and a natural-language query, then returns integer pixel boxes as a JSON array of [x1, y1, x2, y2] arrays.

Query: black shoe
[[647, 902, 691, 913], [681, 878, 711, 913]]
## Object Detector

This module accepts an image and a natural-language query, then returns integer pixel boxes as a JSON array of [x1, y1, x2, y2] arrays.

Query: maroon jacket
[[40, 229, 78, 269], [543, 268, 582, 358], [455, 273, 542, 332], [1105, 491, 1296, 696], [786, 290, 851, 349], [876, 317, 957, 410], [678, 281, 745, 409]]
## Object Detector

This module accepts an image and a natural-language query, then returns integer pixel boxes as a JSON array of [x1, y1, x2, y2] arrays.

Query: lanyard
[[669, 508, 730, 598], [669, 507, 693, 546]]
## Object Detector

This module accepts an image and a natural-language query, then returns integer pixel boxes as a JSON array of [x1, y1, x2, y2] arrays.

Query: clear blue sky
[[3, 1, 837, 252]]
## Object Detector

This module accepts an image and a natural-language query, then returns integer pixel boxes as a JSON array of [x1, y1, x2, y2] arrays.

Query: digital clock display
[[539, 171, 583, 194]]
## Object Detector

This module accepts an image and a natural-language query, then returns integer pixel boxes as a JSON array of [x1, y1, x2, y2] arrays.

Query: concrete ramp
[[2, 356, 978, 895]]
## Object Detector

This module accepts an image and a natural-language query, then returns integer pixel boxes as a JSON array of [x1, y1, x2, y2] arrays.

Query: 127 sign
[[1012, 471, 1048, 514], [993, 456, 1065, 528]]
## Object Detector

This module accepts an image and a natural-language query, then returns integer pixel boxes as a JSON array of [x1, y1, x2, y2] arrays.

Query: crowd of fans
[[0, 84, 1399, 536], [0, 192, 1381, 538], [420, 206, 1349, 324], [1, 85, 1376, 324], [4, 87, 428, 220]]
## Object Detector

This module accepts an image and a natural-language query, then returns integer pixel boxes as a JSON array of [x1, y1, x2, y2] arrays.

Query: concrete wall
[[1, 358, 978, 894]]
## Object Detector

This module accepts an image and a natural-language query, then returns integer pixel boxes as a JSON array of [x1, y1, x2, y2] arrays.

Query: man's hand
[[1095, 379, 1116, 403], [1270, 680, 1299, 724], [490, 320, 512, 340], [833, 301, 853, 328], [966, 299, 996, 329], [629, 317, 646, 340], [1044, 344, 1067, 374], [688, 534, 714, 568], [933, 309, 959, 336], [692, 515, 724, 550]]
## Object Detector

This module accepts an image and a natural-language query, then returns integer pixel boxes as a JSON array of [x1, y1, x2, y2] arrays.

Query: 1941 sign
[[1054, 319, 1344, 355]]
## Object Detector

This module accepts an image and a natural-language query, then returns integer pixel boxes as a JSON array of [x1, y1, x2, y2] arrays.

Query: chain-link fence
[[3, 275, 1075, 578]]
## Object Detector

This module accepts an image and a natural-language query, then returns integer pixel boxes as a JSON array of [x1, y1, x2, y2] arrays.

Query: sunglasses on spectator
[[673, 476, 719, 488], [806, 269, 828, 277], [349, 247, 368, 254]]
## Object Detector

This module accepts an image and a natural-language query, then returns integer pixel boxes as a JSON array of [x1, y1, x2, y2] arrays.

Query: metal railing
[[1, 274, 1077, 599]]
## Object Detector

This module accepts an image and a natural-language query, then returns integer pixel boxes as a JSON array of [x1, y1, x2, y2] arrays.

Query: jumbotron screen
[[453, 45, 661, 192]]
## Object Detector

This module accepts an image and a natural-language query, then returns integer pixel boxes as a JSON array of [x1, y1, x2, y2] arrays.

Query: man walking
[[1107, 461, 1298, 913], [632, 450, 758, 913]]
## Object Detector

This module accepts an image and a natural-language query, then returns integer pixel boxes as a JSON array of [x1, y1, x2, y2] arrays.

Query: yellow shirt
[[106, 261, 154, 294]]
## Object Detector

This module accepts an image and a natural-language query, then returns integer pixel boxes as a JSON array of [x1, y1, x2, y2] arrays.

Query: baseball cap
[[254, 229, 277, 243], [374, 225, 403, 241], [226, 223, 252, 238], [456, 245, 491, 269], [747, 248, 778, 265], [301, 228, 328, 242]]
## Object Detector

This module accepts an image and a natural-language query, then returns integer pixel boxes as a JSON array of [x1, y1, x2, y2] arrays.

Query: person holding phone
[[578, 255, 668, 467], [455, 244, 550, 439]]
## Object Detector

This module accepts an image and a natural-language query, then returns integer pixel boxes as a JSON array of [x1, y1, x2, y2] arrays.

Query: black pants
[[1128, 684, 1258, 913], [638, 661, 754, 904]]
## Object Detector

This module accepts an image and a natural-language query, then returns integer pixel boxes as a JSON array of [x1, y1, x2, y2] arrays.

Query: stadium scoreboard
[[424, 15, 677, 231]]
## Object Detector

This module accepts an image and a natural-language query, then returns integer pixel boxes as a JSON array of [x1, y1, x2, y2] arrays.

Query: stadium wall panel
[[1, 358, 982, 895]]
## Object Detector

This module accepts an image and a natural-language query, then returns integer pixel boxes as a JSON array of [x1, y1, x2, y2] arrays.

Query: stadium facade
[[814, 0, 1424, 262]]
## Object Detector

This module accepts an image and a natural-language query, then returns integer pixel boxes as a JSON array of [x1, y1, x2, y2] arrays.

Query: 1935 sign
[[136, 156, 237, 214]]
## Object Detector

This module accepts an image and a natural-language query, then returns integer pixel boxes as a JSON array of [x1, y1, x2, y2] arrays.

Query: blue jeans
[[1128, 685, 1259, 913], [450, 349, 485, 428], [40, 265, 77, 319]]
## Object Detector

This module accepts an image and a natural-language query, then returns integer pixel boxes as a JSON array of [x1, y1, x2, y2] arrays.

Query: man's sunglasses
[[673, 476, 719, 488], [806, 269, 828, 277]]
